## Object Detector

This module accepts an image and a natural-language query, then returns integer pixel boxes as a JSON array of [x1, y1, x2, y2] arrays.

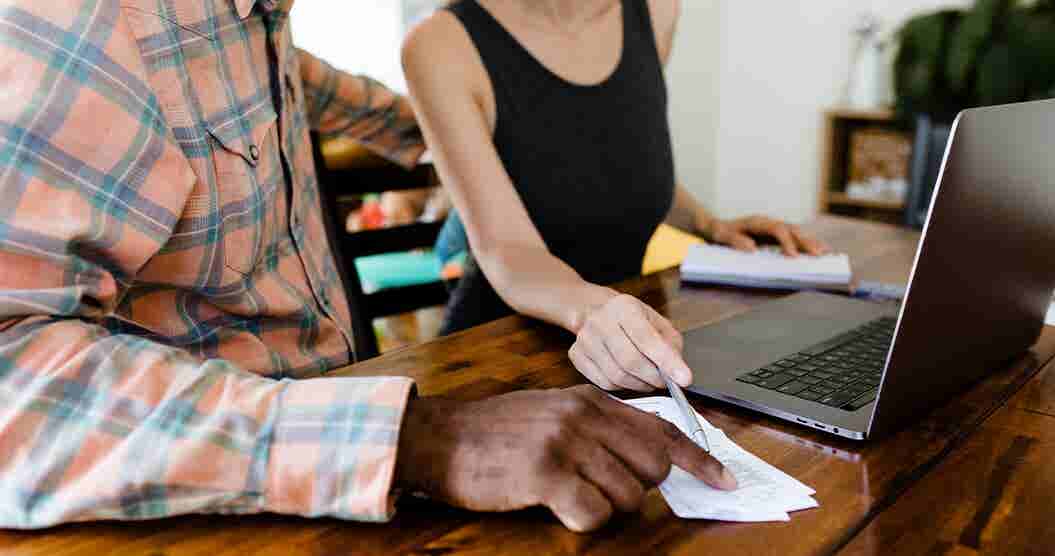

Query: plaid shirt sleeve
[[298, 49, 425, 169], [0, 1, 413, 528]]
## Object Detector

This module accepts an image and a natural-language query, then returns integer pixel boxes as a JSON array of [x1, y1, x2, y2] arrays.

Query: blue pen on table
[[659, 370, 712, 453]]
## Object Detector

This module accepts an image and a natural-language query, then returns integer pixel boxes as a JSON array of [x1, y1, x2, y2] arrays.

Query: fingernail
[[678, 367, 693, 386], [721, 468, 738, 490]]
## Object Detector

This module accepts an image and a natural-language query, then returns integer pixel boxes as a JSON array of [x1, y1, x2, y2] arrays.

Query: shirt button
[[249, 144, 260, 162]]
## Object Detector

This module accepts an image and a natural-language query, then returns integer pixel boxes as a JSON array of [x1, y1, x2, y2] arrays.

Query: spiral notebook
[[681, 244, 853, 291]]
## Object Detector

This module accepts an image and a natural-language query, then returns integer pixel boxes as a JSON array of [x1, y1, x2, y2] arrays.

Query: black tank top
[[441, 0, 676, 334]]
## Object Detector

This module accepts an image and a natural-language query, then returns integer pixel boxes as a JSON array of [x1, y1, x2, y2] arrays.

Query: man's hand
[[395, 385, 737, 532], [704, 215, 830, 257], [569, 294, 690, 391]]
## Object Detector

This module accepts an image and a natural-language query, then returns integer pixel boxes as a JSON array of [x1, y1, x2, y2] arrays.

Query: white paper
[[681, 244, 852, 290], [1046, 301, 1055, 326], [624, 397, 819, 522]]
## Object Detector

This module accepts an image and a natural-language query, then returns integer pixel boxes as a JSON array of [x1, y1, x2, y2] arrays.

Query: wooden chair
[[311, 133, 451, 361]]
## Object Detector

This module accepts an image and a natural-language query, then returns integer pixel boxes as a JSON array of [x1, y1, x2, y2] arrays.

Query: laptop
[[684, 99, 1055, 440]]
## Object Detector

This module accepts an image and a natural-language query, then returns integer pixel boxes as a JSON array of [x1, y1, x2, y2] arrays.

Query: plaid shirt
[[0, 0, 425, 528]]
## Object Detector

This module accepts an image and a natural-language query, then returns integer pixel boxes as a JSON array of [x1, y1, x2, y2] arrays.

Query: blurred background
[[292, 0, 1055, 352]]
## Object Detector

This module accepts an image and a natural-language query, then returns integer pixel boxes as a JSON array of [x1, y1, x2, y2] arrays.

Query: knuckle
[[644, 450, 673, 483], [577, 384, 606, 402], [615, 352, 641, 372], [568, 384, 596, 397], [539, 428, 574, 465], [593, 377, 618, 391], [556, 394, 591, 418], [613, 295, 638, 312], [611, 373, 639, 390], [661, 420, 683, 442], [622, 478, 647, 509]]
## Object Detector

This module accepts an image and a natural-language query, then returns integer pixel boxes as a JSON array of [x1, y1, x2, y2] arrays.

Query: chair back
[[311, 132, 449, 360]]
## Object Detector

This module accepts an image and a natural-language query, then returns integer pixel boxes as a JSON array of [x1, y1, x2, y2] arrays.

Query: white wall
[[669, 0, 969, 223], [291, 1, 408, 91], [666, 0, 721, 209]]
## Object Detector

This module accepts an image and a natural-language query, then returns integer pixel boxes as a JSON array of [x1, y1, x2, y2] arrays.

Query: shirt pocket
[[124, 5, 281, 280], [206, 104, 280, 275]]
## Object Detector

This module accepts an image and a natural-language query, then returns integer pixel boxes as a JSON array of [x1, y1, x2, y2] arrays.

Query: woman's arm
[[402, 13, 690, 391], [666, 184, 830, 256]]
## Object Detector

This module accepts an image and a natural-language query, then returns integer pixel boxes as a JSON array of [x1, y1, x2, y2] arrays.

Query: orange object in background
[[347, 197, 386, 232], [359, 198, 386, 229], [642, 224, 704, 275]]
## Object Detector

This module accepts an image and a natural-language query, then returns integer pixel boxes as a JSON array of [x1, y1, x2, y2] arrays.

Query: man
[[0, 0, 733, 533]]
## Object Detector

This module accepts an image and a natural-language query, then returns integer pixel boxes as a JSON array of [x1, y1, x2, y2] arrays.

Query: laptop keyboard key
[[755, 373, 796, 390], [800, 336, 851, 356], [797, 390, 823, 401], [818, 389, 859, 408], [776, 381, 809, 395], [843, 389, 878, 410]]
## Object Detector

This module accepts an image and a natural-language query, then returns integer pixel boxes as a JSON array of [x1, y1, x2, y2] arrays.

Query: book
[[681, 244, 852, 291]]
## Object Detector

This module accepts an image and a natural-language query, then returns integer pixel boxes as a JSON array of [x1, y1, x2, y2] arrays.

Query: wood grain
[[838, 360, 1055, 556], [1, 216, 1050, 556]]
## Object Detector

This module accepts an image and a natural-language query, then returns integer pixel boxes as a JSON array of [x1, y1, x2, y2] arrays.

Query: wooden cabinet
[[819, 108, 913, 225]]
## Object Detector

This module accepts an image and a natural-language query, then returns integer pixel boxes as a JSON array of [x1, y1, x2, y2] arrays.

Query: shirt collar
[[235, 0, 283, 19]]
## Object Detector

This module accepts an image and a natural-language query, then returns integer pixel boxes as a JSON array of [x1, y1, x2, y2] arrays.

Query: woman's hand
[[568, 294, 691, 391], [704, 215, 830, 257]]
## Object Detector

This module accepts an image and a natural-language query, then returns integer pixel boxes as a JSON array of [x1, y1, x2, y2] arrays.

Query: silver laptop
[[685, 99, 1055, 440]]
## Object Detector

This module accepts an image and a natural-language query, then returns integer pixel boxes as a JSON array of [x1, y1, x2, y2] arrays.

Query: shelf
[[825, 107, 897, 122], [826, 192, 905, 211]]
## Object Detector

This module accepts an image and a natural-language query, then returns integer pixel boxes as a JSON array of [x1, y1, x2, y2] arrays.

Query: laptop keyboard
[[736, 317, 896, 411]]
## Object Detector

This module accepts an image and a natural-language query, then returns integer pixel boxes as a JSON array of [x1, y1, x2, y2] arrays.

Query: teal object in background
[[355, 251, 443, 294]]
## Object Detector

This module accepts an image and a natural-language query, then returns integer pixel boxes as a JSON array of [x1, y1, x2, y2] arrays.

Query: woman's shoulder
[[403, 8, 471, 64], [402, 8, 483, 87], [402, 7, 495, 124], [645, 0, 681, 64]]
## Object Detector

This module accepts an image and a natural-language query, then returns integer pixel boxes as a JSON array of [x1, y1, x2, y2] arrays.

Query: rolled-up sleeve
[[298, 48, 426, 169]]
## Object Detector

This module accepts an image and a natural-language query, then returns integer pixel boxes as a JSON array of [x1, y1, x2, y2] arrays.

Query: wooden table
[[3, 216, 1052, 555]]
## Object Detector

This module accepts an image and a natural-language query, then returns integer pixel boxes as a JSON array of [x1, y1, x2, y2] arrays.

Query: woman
[[403, 0, 828, 392]]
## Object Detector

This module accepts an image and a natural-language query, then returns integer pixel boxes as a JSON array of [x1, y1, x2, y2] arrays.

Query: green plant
[[894, 0, 1055, 123]]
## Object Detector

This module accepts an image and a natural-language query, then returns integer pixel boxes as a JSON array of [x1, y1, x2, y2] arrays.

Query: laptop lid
[[869, 99, 1055, 437]]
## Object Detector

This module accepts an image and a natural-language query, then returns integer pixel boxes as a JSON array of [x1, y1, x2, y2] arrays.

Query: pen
[[659, 370, 712, 453]]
